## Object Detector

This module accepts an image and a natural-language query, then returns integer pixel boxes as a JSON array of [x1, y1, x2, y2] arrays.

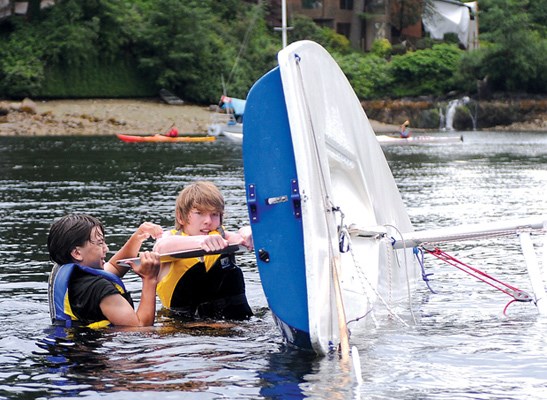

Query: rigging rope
[[415, 247, 437, 294], [340, 222, 410, 328], [422, 246, 533, 314], [225, 1, 263, 93], [294, 53, 350, 356], [384, 224, 417, 324]]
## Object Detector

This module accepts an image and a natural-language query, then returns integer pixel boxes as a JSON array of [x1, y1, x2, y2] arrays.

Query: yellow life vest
[[156, 228, 223, 308]]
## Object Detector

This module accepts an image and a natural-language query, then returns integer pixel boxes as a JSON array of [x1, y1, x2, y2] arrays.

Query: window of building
[[364, 0, 384, 14], [302, 0, 322, 9], [337, 22, 351, 38], [340, 0, 354, 10]]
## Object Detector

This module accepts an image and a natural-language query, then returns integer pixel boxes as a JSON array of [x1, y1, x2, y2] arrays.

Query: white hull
[[278, 41, 417, 354], [207, 110, 242, 137], [222, 124, 243, 143], [376, 134, 463, 145]]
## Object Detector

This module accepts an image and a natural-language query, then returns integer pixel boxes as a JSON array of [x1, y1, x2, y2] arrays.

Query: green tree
[[0, 12, 55, 97], [469, 0, 546, 92], [336, 52, 391, 99], [0, 27, 45, 97], [214, 3, 278, 98], [289, 15, 351, 54], [1, 0, 544, 100], [388, 43, 463, 97], [135, 0, 251, 102]]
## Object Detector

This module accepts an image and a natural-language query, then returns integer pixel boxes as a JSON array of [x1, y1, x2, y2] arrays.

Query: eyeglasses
[[89, 238, 107, 247]]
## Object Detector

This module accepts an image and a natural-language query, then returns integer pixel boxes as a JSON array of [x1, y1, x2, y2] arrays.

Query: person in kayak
[[153, 181, 254, 321], [400, 120, 411, 138], [47, 213, 162, 328], [162, 123, 179, 137]]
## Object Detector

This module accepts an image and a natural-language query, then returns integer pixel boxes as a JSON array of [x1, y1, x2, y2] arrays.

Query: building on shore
[[2, 0, 477, 52], [0, 0, 54, 20], [268, 0, 477, 51]]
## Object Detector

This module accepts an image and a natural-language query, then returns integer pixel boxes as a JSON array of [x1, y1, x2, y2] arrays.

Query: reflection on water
[[34, 319, 269, 395], [0, 132, 546, 398]]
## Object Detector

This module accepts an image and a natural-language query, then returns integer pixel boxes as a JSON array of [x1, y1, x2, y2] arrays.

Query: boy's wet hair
[[175, 181, 224, 230], [47, 213, 104, 265]]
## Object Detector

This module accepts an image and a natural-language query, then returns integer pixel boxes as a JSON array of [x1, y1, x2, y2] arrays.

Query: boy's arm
[[100, 251, 160, 326], [106, 222, 163, 277], [224, 225, 254, 250], [154, 233, 228, 254]]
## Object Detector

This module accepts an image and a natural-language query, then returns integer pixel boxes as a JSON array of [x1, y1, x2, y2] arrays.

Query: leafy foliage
[[0, 44, 44, 98], [134, 0, 223, 102], [370, 38, 392, 59], [388, 44, 463, 97], [41, 58, 156, 98], [289, 15, 351, 54], [460, 0, 547, 93], [336, 53, 391, 99], [0, 0, 544, 100], [134, 0, 277, 102], [0, 20, 46, 97]]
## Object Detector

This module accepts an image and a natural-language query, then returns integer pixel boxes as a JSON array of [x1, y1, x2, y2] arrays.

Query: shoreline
[[0, 98, 545, 137], [0, 99, 215, 137]]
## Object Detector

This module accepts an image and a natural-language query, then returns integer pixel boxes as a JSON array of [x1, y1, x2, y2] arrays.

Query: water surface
[[0, 132, 546, 399]]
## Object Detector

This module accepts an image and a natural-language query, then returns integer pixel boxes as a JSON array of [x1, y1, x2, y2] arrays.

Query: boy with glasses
[[47, 213, 162, 328]]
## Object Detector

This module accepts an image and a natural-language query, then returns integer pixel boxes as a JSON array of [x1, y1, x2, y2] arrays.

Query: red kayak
[[116, 134, 216, 143]]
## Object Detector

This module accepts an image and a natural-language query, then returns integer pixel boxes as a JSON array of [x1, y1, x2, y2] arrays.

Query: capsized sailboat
[[243, 40, 416, 355], [242, 40, 546, 356]]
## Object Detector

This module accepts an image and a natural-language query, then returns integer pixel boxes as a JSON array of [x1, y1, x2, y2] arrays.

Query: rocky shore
[[362, 97, 547, 132], [0, 98, 215, 136], [0, 98, 545, 137]]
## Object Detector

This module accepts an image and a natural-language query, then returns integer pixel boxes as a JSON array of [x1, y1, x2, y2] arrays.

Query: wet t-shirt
[[68, 268, 134, 324]]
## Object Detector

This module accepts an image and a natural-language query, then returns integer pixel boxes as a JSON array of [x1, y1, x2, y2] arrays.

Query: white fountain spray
[[444, 96, 477, 131]]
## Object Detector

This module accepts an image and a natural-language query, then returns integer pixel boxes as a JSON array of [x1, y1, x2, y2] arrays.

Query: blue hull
[[242, 67, 312, 351]]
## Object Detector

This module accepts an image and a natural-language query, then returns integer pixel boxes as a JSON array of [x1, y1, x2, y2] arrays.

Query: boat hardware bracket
[[347, 224, 388, 239], [291, 179, 302, 219], [258, 249, 270, 263], [333, 207, 350, 253], [339, 228, 350, 253], [247, 183, 258, 223], [266, 195, 288, 205], [248, 181, 301, 221], [508, 289, 533, 302]]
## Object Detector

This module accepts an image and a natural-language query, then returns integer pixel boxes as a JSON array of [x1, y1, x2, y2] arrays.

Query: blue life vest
[[48, 263, 127, 328]]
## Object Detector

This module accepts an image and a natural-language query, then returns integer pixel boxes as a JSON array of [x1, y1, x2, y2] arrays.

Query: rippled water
[[0, 132, 545, 399]]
